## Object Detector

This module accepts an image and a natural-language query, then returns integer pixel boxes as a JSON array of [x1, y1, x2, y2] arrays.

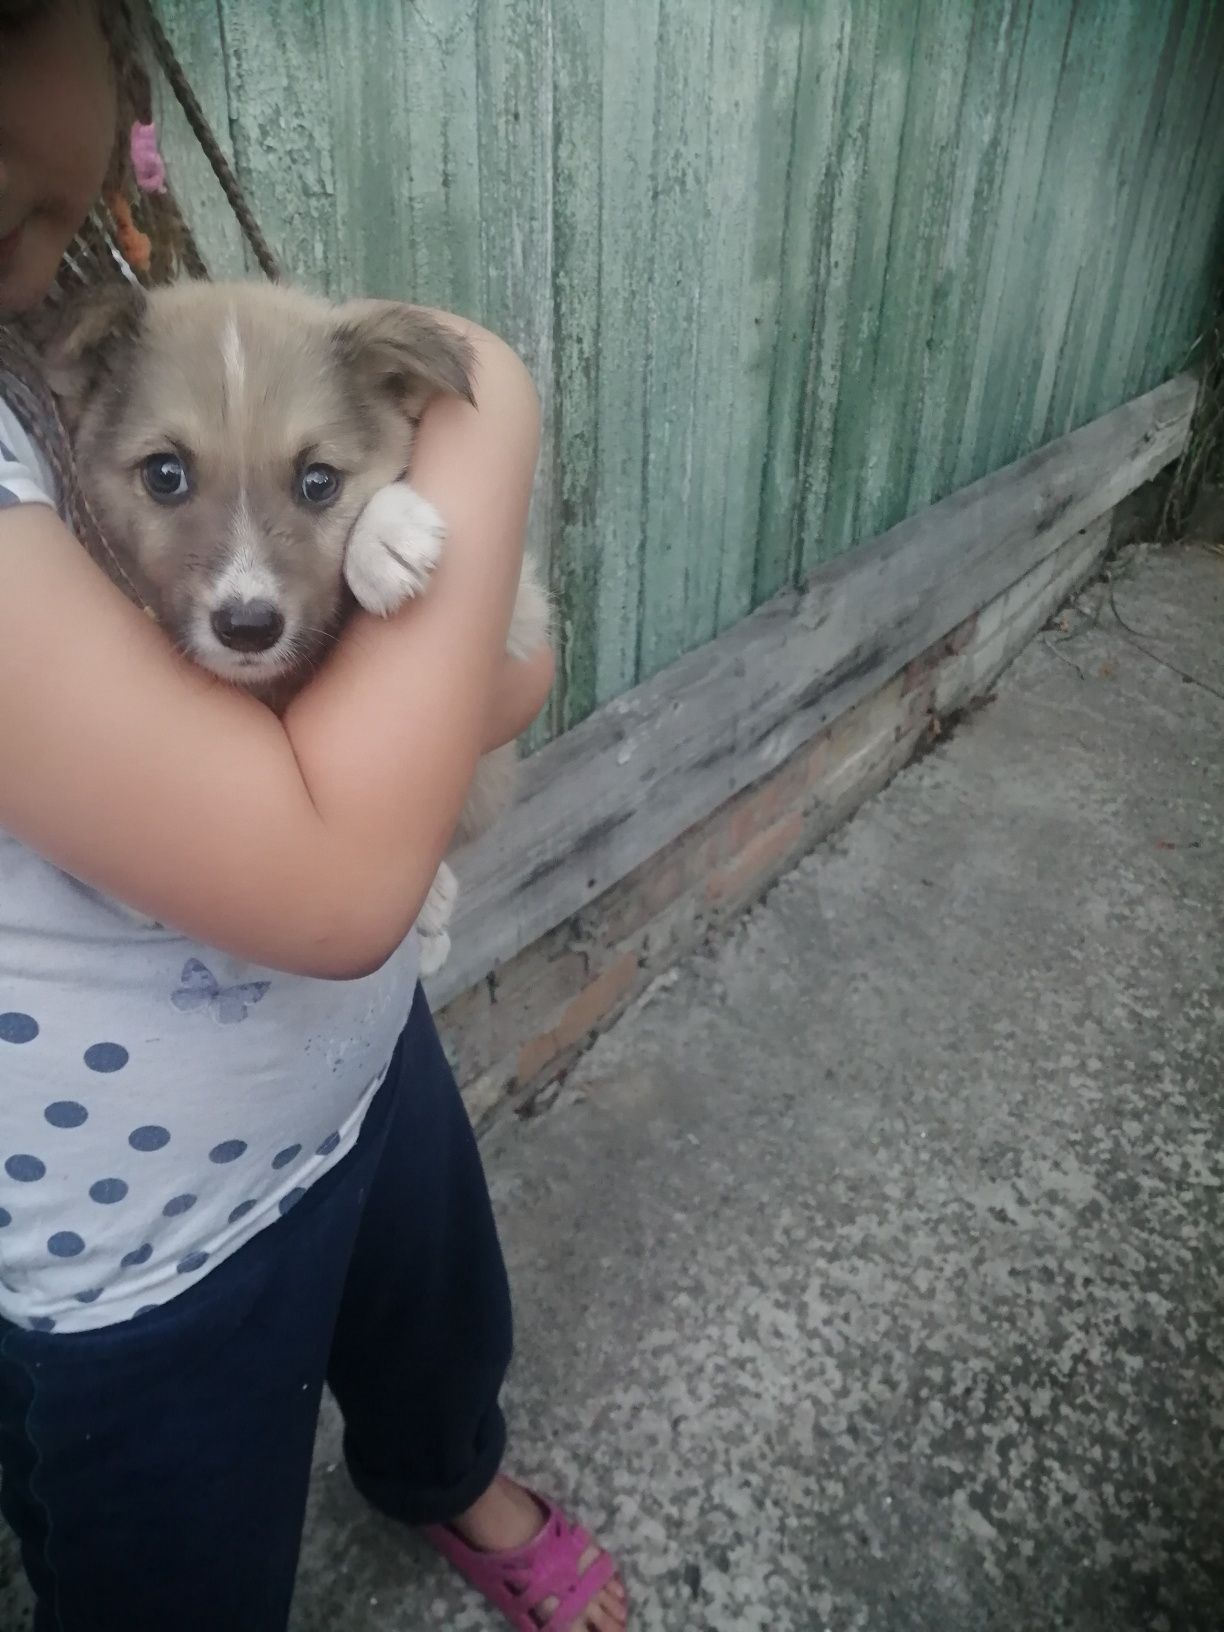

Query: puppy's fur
[[44, 279, 549, 972]]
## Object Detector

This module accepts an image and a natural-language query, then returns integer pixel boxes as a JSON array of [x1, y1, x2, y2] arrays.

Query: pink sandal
[[424, 1491, 622, 1631]]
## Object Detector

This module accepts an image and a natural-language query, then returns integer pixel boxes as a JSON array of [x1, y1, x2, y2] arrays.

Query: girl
[[0, 3, 627, 1629]]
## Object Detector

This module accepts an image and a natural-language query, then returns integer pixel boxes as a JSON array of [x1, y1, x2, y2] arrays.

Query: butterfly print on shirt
[[170, 959, 270, 1025]]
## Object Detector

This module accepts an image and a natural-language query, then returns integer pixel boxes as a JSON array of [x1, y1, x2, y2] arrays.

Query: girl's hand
[[0, 318, 539, 978]]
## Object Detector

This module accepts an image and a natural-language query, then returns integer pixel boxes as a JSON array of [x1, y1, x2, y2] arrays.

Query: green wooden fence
[[155, 0, 1224, 741]]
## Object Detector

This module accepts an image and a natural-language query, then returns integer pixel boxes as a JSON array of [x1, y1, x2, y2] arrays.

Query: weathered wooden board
[[427, 372, 1196, 1006], [155, 1, 1224, 744]]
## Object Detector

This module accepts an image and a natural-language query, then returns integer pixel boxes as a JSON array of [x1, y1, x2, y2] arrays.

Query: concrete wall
[[154, 0, 1224, 744]]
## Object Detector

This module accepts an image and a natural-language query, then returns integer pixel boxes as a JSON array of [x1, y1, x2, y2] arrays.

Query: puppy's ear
[[332, 300, 476, 419], [40, 284, 148, 426]]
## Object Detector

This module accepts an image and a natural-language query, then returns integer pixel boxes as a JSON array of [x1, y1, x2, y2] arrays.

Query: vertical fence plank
[[795, 0, 883, 579], [319, 0, 414, 302], [213, 0, 339, 293], [475, 0, 557, 741], [909, 0, 1028, 513], [591, 0, 660, 708], [1007, 3, 1133, 459], [151, 1, 247, 279], [551, 0, 605, 730], [1140, 9, 1224, 390], [820, 0, 922, 561], [1061, 1, 1191, 433], [395, 2, 485, 316], [689, 0, 805, 642], [1107, 1, 1219, 402], [753, 0, 851, 601], [953, 0, 1072, 489], [636, 0, 716, 679], [862, 0, 977, 536]]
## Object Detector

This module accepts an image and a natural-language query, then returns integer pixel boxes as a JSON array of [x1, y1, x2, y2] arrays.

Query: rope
[[144, 7, 282, 283]]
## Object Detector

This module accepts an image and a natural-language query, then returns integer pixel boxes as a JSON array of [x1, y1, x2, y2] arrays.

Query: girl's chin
[[0, 218, 76, 316]]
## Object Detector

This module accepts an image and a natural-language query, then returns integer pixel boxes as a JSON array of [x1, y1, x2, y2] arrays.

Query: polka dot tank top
[[1, 397, 419, 1333]]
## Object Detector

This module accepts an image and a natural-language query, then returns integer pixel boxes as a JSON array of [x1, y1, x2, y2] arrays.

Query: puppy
[[43, 279, 550, 974]]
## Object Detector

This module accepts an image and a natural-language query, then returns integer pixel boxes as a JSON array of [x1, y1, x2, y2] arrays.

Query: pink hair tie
[[130, 121, 167, 194]]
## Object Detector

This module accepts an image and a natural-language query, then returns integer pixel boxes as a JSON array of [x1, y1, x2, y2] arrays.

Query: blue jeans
[[0, 988, 513, 1631]]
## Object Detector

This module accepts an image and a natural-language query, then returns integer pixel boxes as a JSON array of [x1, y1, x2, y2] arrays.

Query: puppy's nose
[[210, 599, 285, 653]]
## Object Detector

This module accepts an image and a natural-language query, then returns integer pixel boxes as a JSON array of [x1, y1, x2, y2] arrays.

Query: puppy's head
[[45, 280, 472, 687]]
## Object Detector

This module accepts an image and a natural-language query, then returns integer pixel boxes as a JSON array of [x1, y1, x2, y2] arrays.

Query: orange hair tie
[[105, 191, 152, 275]]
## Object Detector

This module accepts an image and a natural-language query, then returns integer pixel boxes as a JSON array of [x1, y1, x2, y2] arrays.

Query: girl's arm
[[0, 320, 540, 979]]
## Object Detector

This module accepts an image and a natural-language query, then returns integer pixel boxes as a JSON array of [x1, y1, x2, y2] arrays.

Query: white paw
[[418, 927, 452, 977], [417, 865, 457, 977], [418, 863, 458, 940], [344, 483, 445, 617]]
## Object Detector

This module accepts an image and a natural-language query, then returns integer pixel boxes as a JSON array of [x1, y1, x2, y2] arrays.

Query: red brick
[[515, 950, 640, 1084], [704, 811, 805, 906]]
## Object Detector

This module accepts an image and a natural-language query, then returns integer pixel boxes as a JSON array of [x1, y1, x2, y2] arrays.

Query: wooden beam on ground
[[428, 372, 1196, 1008]]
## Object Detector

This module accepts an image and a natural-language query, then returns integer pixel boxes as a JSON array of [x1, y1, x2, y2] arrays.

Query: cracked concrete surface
[[2, 545, 1221, 1631]]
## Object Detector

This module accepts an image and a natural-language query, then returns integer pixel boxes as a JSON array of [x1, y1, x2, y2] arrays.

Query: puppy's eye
[[141, 452, 190, 503], [298, 463, 342, 506]]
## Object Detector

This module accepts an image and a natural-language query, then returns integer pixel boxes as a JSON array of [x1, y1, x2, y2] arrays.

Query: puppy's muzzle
[[210, 598, 286, 654]]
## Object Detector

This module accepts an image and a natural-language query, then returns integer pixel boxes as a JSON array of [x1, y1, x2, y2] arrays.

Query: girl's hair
[[0, 0, 278, 586], [95, 0, 206, 286]]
